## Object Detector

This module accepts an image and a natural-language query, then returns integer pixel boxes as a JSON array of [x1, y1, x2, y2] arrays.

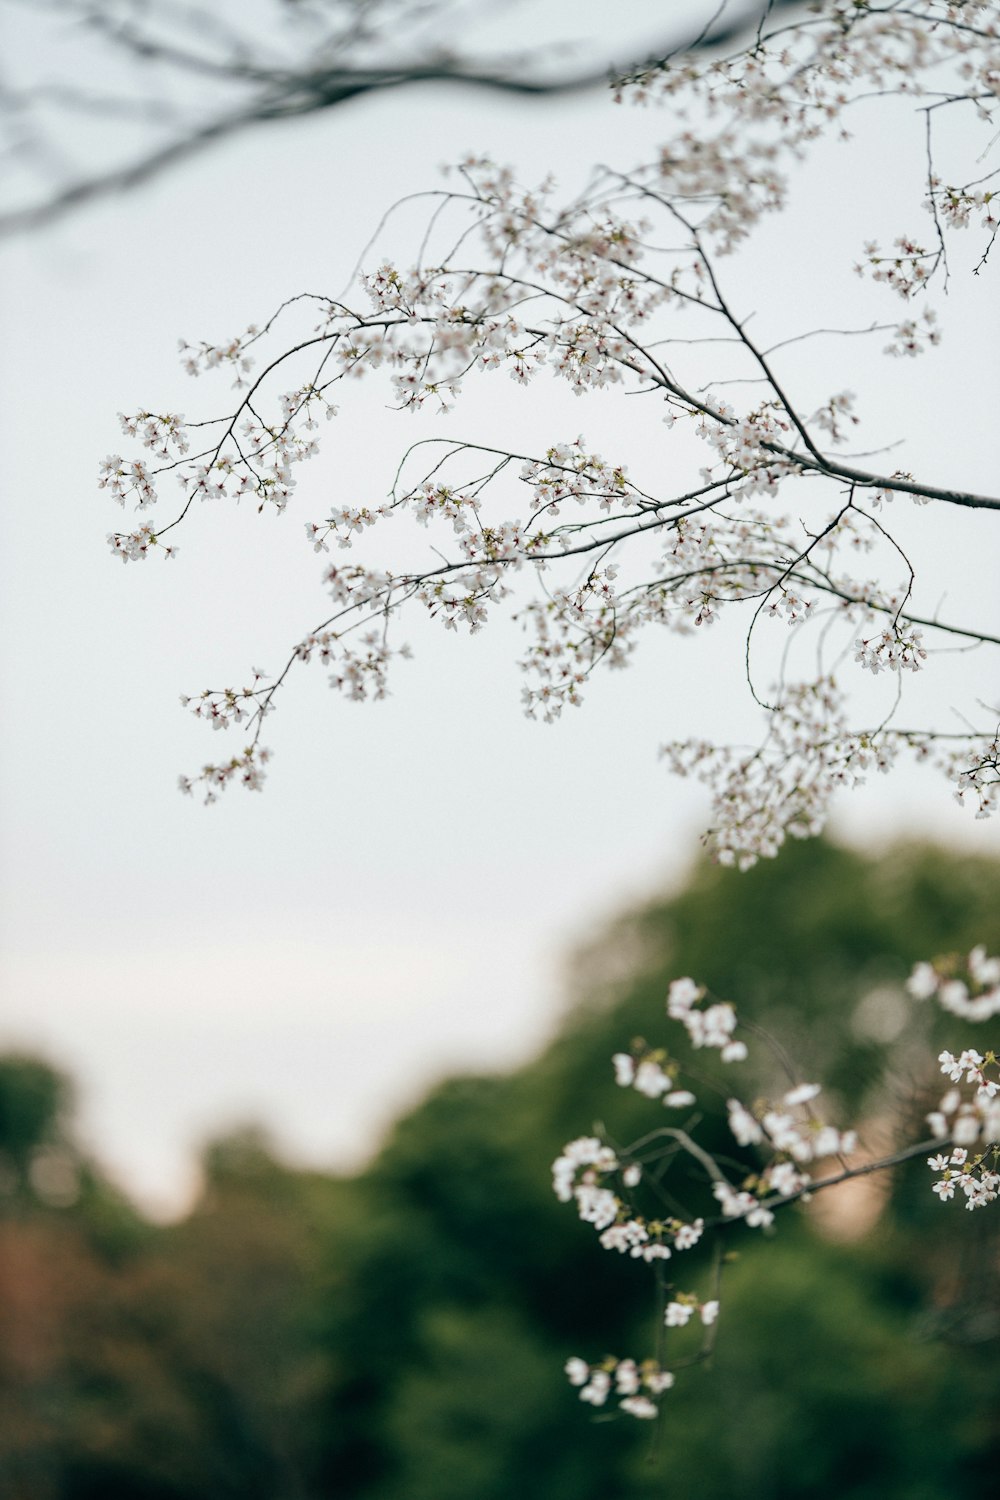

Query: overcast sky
[[2, 1, 998, 1215]]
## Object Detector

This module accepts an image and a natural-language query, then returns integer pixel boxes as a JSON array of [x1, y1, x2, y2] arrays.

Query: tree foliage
[[1, 840, 998, 1496]]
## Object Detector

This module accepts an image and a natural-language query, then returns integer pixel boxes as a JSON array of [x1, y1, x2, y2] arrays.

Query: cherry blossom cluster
[[557, 949, 996, 1421], [926, 1047, 999, 1140], [321, 631, 407, 702], [612, 1050, 696, 1108], [117, 409, 190, 459], [664, 1295, 719, 1329], [663, 680, 889, 868], [709, 1075, 859, 1231], [932, 180, 998, 229], [905, 947, 1000, 1208], [519, 443, 633, 513], [883, 311, 942, 358], [551, 1130, 706, 1264], [859, 471, 931, 511], [180, 671, 273, 733], [307, 504, 392, 553], [652, 130, 789, 257], [810, 392, 860, 444], [97, 412, 190, 516], [607, 979, 751, 1111], [721, 1082, 859, 1216], [106, 523, 178, 562], [665, 975, 747, 1061], [859, 237, 938, 301], [907, 945, 1000, 1020], [564, 1355, 676, 1420], [99, 455, 157, 510], [177, 745, 270, 803], [854, 626, 927, 675], [103, 382, 336, 542], [177, 326, 259, 385], [952, 736, 1000, 820], [666, 679, 995, 867], [926, 1145, 999, 1208]]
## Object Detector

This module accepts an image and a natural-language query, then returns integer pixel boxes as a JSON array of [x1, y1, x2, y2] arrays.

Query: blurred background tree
[[1, 837, 998, 1497], [0, 0, 802, 235]]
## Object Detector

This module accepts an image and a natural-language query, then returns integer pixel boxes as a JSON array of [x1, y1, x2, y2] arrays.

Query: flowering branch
[[554, 947, 999, 1422], [97, 1, 1000, 854]]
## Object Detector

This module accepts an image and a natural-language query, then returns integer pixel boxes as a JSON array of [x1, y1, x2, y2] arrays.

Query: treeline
[[2, 840, 999, 1499]]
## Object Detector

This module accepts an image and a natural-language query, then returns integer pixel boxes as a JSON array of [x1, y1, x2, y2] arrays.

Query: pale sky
[[1, 2, 998, 1215]]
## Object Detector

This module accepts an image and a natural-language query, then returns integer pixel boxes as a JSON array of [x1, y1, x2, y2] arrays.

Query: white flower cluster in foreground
[[909, 948, 1000, 1208], [557, 948, 999, 1421], [565, 1355, 675, 1420]]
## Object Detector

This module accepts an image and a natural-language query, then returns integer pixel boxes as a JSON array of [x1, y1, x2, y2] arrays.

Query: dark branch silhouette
[[0, 0, 802, 235]]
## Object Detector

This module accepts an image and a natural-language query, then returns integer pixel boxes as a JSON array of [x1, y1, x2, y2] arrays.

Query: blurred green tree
[[307, 839, 1000, 1498], [1, 839, 998, 1497]]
